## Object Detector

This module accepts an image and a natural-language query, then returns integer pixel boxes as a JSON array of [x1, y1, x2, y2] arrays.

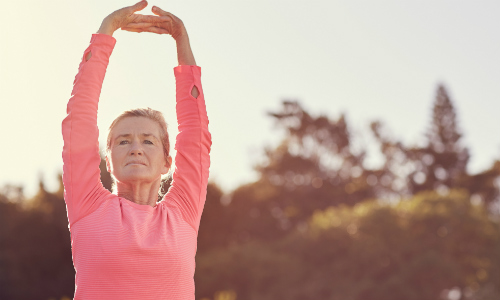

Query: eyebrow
[[115, 133, 160, 141]]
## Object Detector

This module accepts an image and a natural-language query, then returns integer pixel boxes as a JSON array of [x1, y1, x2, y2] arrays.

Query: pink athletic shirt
[[62, 33, 211, 299]]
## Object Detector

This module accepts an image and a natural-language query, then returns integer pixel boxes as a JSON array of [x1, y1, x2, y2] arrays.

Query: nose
[[129, 141, 144, 156]]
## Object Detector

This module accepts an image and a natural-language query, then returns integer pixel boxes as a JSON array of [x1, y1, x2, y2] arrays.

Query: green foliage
[[196, 190, 500, 300]]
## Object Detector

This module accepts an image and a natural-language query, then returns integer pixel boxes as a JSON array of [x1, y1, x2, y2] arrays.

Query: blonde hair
[[106, 107, 171, 168]]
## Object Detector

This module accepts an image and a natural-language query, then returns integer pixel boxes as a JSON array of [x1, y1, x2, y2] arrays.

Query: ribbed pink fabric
[[62, 33, 211, 300]]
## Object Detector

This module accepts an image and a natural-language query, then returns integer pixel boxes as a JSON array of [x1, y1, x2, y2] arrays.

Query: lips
[[125, 161, 147, 166]]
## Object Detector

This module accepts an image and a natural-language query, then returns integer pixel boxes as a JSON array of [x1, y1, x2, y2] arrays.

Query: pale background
[[0, 0, 499, 197]]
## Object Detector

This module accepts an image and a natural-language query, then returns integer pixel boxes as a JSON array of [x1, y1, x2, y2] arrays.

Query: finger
[[134, 14, 172, 23], [124, 22, 155, 29], [151, 6, 167, 16], [129, 0, 148, 13], [152, 7, 183, 25], [152, 6, 178, 19], [143, 26, 170, 34], [122, 26, 170, 34], [121, 27, 144, 33]]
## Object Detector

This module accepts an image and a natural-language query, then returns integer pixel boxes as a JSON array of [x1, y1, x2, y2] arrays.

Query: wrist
[[97, 19, 116, 37], [175, 34, 192, 52], [174, 28, 189, 43]]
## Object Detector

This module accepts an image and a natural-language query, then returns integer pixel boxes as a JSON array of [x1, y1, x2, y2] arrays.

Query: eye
[[119, 140, 129, 145], [144, 140, 154, 145]]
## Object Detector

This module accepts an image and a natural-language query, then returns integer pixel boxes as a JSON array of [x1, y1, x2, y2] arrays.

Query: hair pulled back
[[106, 107, 171, 169]]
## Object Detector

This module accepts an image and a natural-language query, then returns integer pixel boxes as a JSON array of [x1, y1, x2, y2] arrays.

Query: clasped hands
[[99, 0, 186, 40]]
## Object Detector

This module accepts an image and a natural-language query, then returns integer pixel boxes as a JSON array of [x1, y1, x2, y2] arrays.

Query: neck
[[115, 179, 161, 207]]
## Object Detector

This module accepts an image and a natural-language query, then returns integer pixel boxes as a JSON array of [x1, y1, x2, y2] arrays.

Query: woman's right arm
[[62, 33, 116, 227], [62, 1, 167, 226]]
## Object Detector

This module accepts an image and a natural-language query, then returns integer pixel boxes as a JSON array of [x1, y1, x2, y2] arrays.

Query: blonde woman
[[62, 1, 211, 299]]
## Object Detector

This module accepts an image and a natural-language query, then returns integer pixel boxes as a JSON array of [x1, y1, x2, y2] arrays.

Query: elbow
[[203, 129, 212, 152]]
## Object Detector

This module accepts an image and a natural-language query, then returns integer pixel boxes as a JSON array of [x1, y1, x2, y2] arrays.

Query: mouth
[[126, 161, 147, 166]]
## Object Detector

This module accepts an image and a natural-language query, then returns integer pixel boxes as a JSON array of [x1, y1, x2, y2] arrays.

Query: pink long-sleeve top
[[61, 33, 211, 300]]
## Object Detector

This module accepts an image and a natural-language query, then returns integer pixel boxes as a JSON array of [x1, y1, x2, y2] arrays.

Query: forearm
[[176, 33, 196, 66], [97, 18, 116, 37], [175, 32, 198, 98]]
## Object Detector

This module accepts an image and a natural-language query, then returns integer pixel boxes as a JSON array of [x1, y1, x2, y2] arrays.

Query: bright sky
[[1, 1, 499, 197]]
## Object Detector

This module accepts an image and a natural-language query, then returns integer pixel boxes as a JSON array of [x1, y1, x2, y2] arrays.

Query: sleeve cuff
[[174, 65, 201, 78], [89, 33, 117, 51]]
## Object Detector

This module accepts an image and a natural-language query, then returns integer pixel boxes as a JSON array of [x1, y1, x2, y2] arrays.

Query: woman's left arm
[[169, 19, 211, 234], [169, 32, 211, 233], [122, 7, 212, 232], [167, 62, 211, 233]]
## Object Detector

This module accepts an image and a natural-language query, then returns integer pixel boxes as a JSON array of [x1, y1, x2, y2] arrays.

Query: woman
[[61, 1, 211, 299]]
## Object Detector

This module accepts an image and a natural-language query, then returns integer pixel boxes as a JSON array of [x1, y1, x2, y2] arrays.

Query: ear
[[162, 156, 173, 174], [106, 155, 111, 173]]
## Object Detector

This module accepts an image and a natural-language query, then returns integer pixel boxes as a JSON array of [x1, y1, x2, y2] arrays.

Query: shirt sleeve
[[165, 65, 212, 233], [61, 33, 115, 227]]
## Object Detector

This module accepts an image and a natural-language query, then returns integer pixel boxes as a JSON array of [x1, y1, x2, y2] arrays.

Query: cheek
[[154, 150, 167, 165], [110, 150, 125, 168]]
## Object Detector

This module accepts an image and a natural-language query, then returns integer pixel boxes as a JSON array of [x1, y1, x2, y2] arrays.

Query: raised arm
[[122, 7, 212, 232], [62, 1, 171, 226], [166, 16, 211, 234], [62, 34, 115, 227], [167, 63, 211, 233]]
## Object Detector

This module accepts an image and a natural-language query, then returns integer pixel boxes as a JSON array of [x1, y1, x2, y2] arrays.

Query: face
[[107, 117, 170, 185]]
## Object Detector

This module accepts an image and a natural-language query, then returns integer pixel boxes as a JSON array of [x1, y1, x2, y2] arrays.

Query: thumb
[[152, 5, 167, 16], [131, 0, 148, 12]]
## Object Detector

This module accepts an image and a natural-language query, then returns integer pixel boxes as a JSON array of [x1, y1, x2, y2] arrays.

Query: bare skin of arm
[[94, 2, 198, 97], [118, 5, 199, 97]]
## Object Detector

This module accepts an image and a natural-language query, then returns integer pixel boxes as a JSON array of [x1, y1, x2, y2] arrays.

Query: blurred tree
[[195, 190, 500, 300], [397, 190, 500, 299], [219, 100, 380, 245], [0, 179, 74, 300], [371, 84, 467, 197], [197, 182, 232, 253], [0, 185, 24, 300], [263, 100, 374, 207], [406, 84, 470, 194], [99, 155, 113, 192], [371, 84, 500, 207], [3, 84, 500, 300], [207, 90, 500, 251], [465, 160, 500, 208]]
